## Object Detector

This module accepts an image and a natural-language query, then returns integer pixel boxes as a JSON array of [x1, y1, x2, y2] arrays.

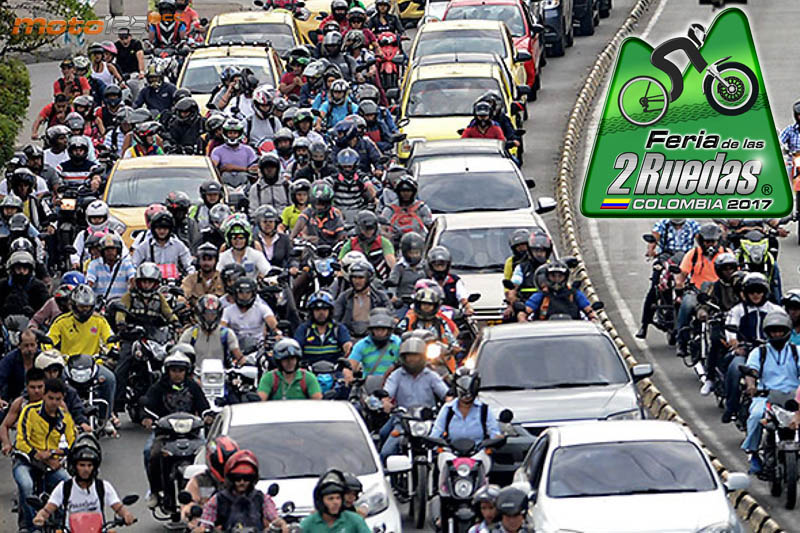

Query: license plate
[[486, 319, 503, 326]]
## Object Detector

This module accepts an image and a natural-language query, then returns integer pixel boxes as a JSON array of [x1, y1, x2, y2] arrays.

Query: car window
[[548, 441, 717, 497], [526, 434, 549, 487], [181, 57, 276, 94], [208, 23, 296, 52], [106, 167, 211, 207], [445, 5, 525, 36], [418, 170, 530, 213], [414, 29, 507, 58], [440, 227, 532, 273], [227, 421, 379, 478], [406, 77, 502, 117], [476, 336, 630, 389]]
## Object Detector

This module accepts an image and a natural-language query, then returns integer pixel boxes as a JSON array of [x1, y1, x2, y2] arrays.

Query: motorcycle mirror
[[190, 504, 204, 518], [391, 132, 408, 143], [64, 245, 77, 255], [253, 0, 264, 5], [200, 17, 208, 25], [106, 335, 120, 344], [121, 494, 139, 506], [525, 178, 536, 189], [420, 406, 434, 420], [282, 501, 296, 514], [591, 301, 605, 311], [563, 256, 579, 269], [268, 483, 280, 496], [278, 320, 291, 331], [26, 495, 44, 510], [396, 117, 410, 128], [457, 128, 466, 135], [373, 389, 389, 399], [467, 293, 481, 303], [642, 233, 657, 243], [267, 266, 283, 277], [786, 399, 800, 412], [668, 264, 682, 274], [385, 88, 399, 102], [502, 279, 516, 291], [498, 409, 514, 423], [290, 247, 303, 257], [337, 357, 353, 370]]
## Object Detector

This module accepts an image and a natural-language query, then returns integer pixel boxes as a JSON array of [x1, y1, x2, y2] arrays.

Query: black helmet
[[67, 433, 102, 478], [310, 180, 335, 205], [221, 263, 247, 294], [290, 178, 312, 204], [394, 174, 418, 194], [473, 100, 493, 119], [175, 97, 199, 120], [233, 277, 258, 308], [200, 180, 223, 203], [313, 469, 347, 515], [508, 228, 529, 250], [544, 261, 569, 292], [783, 289, 800, 310], [358, 84, 380, 103], [150, 210, 175, 233], [698, 223, 722, 243], [348, 260, 375, 286], [495, 486, 528, 516], [453, 367, 480, 402], [400, 232, 425, 265], [356, 210, 378, 237], [342, 472, 363, 495]]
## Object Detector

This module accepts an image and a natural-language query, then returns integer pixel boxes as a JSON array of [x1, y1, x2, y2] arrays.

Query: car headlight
[[543, 0, 560, 7], [410, 420, 432, 437], [400, 137, 424, 155], [69, 367, 93, 384], [453, 478, 474, 498], [357, 484, 390, 517], [605, 409, 641, 421]]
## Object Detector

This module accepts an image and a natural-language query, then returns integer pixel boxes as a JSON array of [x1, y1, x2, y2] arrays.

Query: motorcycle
[[760, 393, 800, 509], [63, 354, 114, 438], [259, 267, 301, 332], [642, 233, 684, 344], [26, 493, 139, 533], [118, 324, 171, 424], [439, 293, 481, 354], [348, 372, 390, 437], [200, 358, 261, 409], [377, 32, 406, 91], [292, 239, 342, 308]]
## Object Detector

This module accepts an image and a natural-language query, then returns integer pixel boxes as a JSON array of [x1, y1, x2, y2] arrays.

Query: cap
[[117, 27, 131, 36]]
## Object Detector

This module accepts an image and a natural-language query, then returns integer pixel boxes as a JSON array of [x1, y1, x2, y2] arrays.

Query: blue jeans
[[96, 365, 116, 420], [742, 397, 767, 452], [379, 416, 401, 464], [724, 355, 746, 416], [675, 292, 697, 347], [13, 461, 69, 529], [143, 431, 155, 470]]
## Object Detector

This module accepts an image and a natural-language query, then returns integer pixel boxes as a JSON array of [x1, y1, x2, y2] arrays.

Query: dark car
[[465, 321, 653, 483], [540, 0, 573, 57], [572, 0, 599, 36], [600, 0, 611, 17]]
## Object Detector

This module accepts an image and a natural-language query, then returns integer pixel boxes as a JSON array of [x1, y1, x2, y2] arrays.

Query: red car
[[443, 0, 545, 98]]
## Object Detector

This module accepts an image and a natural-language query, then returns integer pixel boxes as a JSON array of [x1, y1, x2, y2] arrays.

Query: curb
[[554, 2, 784, 532]]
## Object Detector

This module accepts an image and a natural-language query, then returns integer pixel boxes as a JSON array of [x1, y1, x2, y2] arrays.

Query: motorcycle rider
[[148, 0, 188, 49], [741, 310, 800, 474], [295, 291, 353, 364], [345, 307, 400, 379], [69, 199, 118, 270], [220, 276, 281, 347], [379, 174, 432, 246], [334, 260, 391, 338], [86, 233, 136, 302], [0, 328, 39, 417], [386, 231, 427, 314], [0, 251, 49, 319], [297, 140, 338, 183], [461, 101, 505, 140], [320, 33, 358, 85], [5, 169, 51, 232], [675, 223, 730, 358], [779, 100, 800, 154], [783, 290, 800, 345], [721, 272, 782, 424], [248, 85, 283, 146], [133, 63, 177, 113], [179, 294, 244, 368], [367, 0, 404, 40], [290, 180, 347, 245], [301, 470, 371, 532], [248, 152, 290, 214], [427, 245, 474, 315], [272, 127, 296, 173], [253, 205, 291, 269], [333, 119, 383, 179], [141, 352, 211, 507], [0, 368, 45, 457], [199, 203, 230, 250], [211, 117, 258, 188], [517, 261, 597, 322], [491, 486, 532, 533], [219, 215, 271, 279], [338, 210, 395, 279], [57, 136, 96, 184], [165, 190, 201, 250], [33, 433, 136, 528], [23, 143, 60, 191], [122, 120, 165, 158], [166, 97, 204, 153], [131, 211, 195, 275], [470, 485, 501, 533], [341, 472, 368, 517], [196, 449, 283, 532], [257, 338, 323, 400], [282, 178, 311, 232], [44, 125, 71, 168], [188, 180, 223, 231], [505, 230, 552, 313], [182, 242, 225, 306], [293, 109, 326, 146], [181, 436, 240, 525]]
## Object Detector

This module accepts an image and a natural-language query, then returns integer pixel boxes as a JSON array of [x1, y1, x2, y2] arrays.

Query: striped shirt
[[780, 123, 800, 153], [86, 257, 136, 300], [294, 321, 351, 364], [348, 334, 401, 376]]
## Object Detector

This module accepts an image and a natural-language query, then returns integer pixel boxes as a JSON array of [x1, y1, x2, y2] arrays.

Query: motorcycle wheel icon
[[618, 60, 759, 127]]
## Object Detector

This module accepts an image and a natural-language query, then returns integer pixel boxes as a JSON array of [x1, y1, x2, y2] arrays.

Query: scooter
[[64, 354, 114, 438]]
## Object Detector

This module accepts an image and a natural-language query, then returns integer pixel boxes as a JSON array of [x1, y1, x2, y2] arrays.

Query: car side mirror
[[631, 363, 653, 382], [121, 494, 139, 506], [525, 178, 535, 189], [268, 483, 280, 497], [528, 489, 538, 505], [515, 50, 532, 63], [563, 256, 579, 269], [535, 196, 556, 214], [723, 472, 750, 492], [499, 409, 514, 423], [468, 293, 481, 303], [530, 23, 545, 35]]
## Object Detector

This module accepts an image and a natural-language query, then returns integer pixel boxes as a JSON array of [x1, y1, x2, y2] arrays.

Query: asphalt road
[[579, 1, 800, 531]]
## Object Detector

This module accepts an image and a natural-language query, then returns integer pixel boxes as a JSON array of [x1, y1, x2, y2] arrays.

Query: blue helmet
[[333, 119, 359, 147], [336, 148, 360, 178], [308, 290, 335, 310], [60, 271, 86, 288]]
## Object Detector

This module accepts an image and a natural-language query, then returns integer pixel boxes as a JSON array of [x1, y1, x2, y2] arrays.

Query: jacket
[[142, 376, 210, 420], [0, 276, 50, 319], [15, 400, 76, 462], [333, 287, 391, 337]]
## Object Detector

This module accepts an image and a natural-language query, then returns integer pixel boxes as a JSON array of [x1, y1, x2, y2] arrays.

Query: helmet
[[199, 180, 223, 205], [166, 190, 192, 213], [323, 31, 343, 55], [273, 128, 294, 155], [473, 100, 493, 119], [310, 180, 335, 205], [206, 436, 240, 484], [783, 289, 800, 309], [348, 260, 375, 286], [10, 237, 33, 256], [46, 124, 71, 143], [135, 262, 162, 293], [103, 84, 123, 107], [427, 245, 451, 269], [309, 290, 335, 311], [529, 232, 553, 259], [329, 79, 349, 105], [341, 251, 368, 276], [224, 215, 253, 247], [357, 84, 380, 104], [145, 203, 168, 229], [273, 97, 290, 114], [413, 287, 441, 319], [22, 144, 44, 161], [333, 119, 359, 147], [347, 6, 367, 20], [303, 59, 327, 79], [295, 108, 314, 127], [358, 99, 379, 118], [764, 309, 793, 349], [67, 135, 90, 162], [100, 40, 117, 55], [0, 194, 23, 213], [273, 338, 303, 362], [713, 252, 738, 279], [224, 449, 259, 480], [283, 106, 299, 126], [394, 174, 418, 194], [60, 271, 86, 289], [67, 433, 102, 477], [698, 223, 722, 243], [495, 486, 528, 516], [221, 263, 247, 294], [355, 210, 378, 237], [472, 484, 501, 507], [344, 29, 366, 52], [195, 294, 224, 331], [157, 0, 176, 12], [133, 121, 159, 145], [6, 250, 34, 274], [72, 95, 94, 113], [174, 97, 199, 121], [290, 178, 312, 205], [336, 148, 360, 179], [368, 307, 394, 338], [508, 228, 529, 250], [742, 272, 769, 297], [342, 472, 363, 495], [206, 112, 226, 132], [85, 200, 110, 232], [73, 55, 90, 71], [70, 284, 96, 322], [209, 203, 232, 229], [98, 233, 123, 254], [399, 336, 427, 372], [313, 469, 347, 515], [453, 367, 480, 401], [8, 213, 31, 234], [400, 232, 425, 265], [233, 277, 258, 308], [150, 211, 175, 238], [544, 261, 569, 292], [35, 350, 65, 372], [10, 168, 36, 190], [163, 352, 192, 372], [222, 117, 245, 147], [252, 84, 276, 119]]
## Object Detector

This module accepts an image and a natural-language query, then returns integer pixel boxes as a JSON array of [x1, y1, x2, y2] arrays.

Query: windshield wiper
[[451, 264, 505, 271], [480, 385, 527, 391], [547, 381, 611, 388], [568, 487, 699, 497]]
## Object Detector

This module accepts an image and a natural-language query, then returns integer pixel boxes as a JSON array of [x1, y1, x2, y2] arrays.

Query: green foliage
[[0, 58, 31, 167], [0, 0, 96, 57]]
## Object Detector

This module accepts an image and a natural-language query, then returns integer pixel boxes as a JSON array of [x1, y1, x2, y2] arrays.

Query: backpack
[[443, 403, 489, 440], [62, 478, 107, 521], [537, 289, 578, 320], [215, 488, 263, 530], [269, 369, 310, 400], [388, 201, 425, 237], [758, 344, 799, 379]]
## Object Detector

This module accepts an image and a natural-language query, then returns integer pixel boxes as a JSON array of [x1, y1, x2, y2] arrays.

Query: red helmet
[[206, 436, 240, 483], [145, 203, 168, 229], [224, 449, 259, 480]]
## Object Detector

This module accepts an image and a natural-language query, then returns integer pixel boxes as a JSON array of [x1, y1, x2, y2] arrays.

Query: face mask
[[261, 170, 279, 185], [432, 269, 447, 281], [11, 272, 30, 285], [769, 335, 789, 351], [276, 144, 292, 157], [312, 157, 325, 169], [296, 153, 310, 166]]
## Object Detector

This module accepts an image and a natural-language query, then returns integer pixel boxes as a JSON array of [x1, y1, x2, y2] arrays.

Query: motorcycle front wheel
[[412, 462, 427, 529], [704, 62, 759, 116], [785, 452, 797, 509]]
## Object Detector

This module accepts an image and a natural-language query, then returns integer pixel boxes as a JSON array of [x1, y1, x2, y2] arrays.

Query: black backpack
[[62, 478, 107, 520]]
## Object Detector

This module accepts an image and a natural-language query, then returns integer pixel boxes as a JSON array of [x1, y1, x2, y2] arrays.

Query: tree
[[0, 0, 96, 57]]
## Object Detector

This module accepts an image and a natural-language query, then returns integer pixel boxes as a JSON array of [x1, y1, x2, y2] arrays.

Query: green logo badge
[[581, 7, 792, 218]]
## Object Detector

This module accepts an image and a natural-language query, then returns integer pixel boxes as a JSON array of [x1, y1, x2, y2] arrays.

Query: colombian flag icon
[[600, 198, 630, 210]]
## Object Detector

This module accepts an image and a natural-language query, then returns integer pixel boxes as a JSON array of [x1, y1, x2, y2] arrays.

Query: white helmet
[[163, 352, 192, 371], [341, 250, 368, 276], [85, 200, 110, 233], [35, 350, 66, 371]]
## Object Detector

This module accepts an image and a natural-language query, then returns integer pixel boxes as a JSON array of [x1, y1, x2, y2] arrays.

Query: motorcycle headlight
[[357, 485, 390, 517], [453, 478, 474, 498], [605, 409, 641, 421], [410, 420, 432, 437], [366, 396, 383, 411], [168, 418, 195, 434], [426, 343, 442, 361], [203, 372, 224, 386], [70, 367, 93, 384], [772, 405, 795, 427], [456, 463, 472, 477], [148, 341, 167, 362]]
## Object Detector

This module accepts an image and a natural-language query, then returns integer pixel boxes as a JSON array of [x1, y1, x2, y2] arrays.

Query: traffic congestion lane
[[2, 0, 640, 531], [581, 0, 800, 529]]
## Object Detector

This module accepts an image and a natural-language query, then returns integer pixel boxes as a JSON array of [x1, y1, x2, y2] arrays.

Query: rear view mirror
[[525, 178, 535, 189], [516, 84, 533, 97], [631, 363, 653, 382], [421, 406, 435, 420], [515, 50, 532, 63], [502, 279, 516, 291], [563, 256, 579, 269], [268, 483, 280, 497], [535, 196, 556, 214], [723, 472, 750, 492], [121, 494, 139, 506], [498, 409, 514, 423], [591, 300, 604, 311], [530, 23, 545, 35], [642, 233, 656, 244], [467, 293, 481, 303], [385, 455, 412, 473]]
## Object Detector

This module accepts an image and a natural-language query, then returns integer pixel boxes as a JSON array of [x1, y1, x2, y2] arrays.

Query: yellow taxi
[[295, 0, 400, 43], [206, 10, 307, 50], [393, 53, 527, 161], [177, 45, 284, 115], [398, 0, 425, 24], [407, 20, 529, 91], [103, 155, 221, 246]]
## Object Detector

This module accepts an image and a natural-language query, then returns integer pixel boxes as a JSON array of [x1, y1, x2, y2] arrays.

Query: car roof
[[189, 45, 273, 59], [482, 321, 607, 341], [413, 60, 500, 81], [416, 154, 518, 175], [438, 211, 541, 231], [412, 52, 507, 69], [553, 420, 692, 447], [211, 10, 295, 25], [410, 138, 506, 158], [419, 19, 506, 32], [227, 400, 360, 426], [113, 155, 210, 170]]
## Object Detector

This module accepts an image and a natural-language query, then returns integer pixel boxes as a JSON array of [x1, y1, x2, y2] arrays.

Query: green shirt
[[257, 369, 321, 400], [282, 204, 304, 231], [300, 510, 371, 533]]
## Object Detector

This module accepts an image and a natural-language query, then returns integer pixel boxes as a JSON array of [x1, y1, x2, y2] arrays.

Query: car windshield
[[477, 336, 629, 389], [418, 170, 529, 213], [548, 441, 717, 497], [445, 5, 525, 36], [441, 227, 532, 273], [208, 23, 295, 52], [407, 78, 502, 117], [106, 167, 210, 207], [228, 421, 379, 478], [181, 57, 276, 93], [414, 29, 507, 58]]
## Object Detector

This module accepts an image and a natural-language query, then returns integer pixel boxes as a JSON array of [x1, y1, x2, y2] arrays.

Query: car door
[[525, 434, 552, 528], [503, 25, 528, 89], [521, 1, 543, 71]]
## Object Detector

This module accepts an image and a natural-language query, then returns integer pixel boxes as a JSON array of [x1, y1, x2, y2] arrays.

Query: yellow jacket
[[46, 311, 115, 358], [15, 400, 76, 461]]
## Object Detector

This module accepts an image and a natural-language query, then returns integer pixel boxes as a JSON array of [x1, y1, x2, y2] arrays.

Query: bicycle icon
[[618, 23, 759, 127]]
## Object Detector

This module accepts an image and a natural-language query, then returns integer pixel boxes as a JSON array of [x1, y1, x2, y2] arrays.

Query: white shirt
[[217, 247, 270, 278], [47, 478, 120, 521], [45, 149, 70, 169], [0, 177, 50, 198], [222, 300, 274, 343]]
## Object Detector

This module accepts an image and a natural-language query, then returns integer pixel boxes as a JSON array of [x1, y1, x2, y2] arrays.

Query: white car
[[512, 420, 749, 533], [194, 401, 402, 531]]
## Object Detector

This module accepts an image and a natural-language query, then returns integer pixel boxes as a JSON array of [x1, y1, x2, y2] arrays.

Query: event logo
[[581, 8, 792, 217]]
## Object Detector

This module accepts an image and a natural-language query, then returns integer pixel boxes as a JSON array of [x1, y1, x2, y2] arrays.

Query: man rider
[[338, 209, 395, 279], [219, 216, 271, 279], [301, 470, 371, 533], [334, 261, 391, 338], [166, 97, 204, 153], [345, 307, 400, 379], [0, 251, 49, 319], [290, 180, 346, 245], [741, 310, 800, 474], [379, 174, 432, 246], [295, 291, 353, 364], [182, 242, 225, 306], [86, 233, 136, 302], [181, 436, 239, 526], [783, 290, 800, 345], [386, 231, 427, 315], [165, 190, 201, 251], [427, 245, 474, 315], [779, 100, 800, 155], [189, 180, 223, 231], [148, 0, 188, 49], [517, 261, 597, 322], [248, 152, 290, 214], [491, 486, 532, 533], [131, 211, 195, 275], [461, 101, 505, 140], [257, 338, 323, 400], [133, 64, 177, 113], [220, 277, 281, 347], [505, 230, 552, 317], [179, 295, 243, 368]]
